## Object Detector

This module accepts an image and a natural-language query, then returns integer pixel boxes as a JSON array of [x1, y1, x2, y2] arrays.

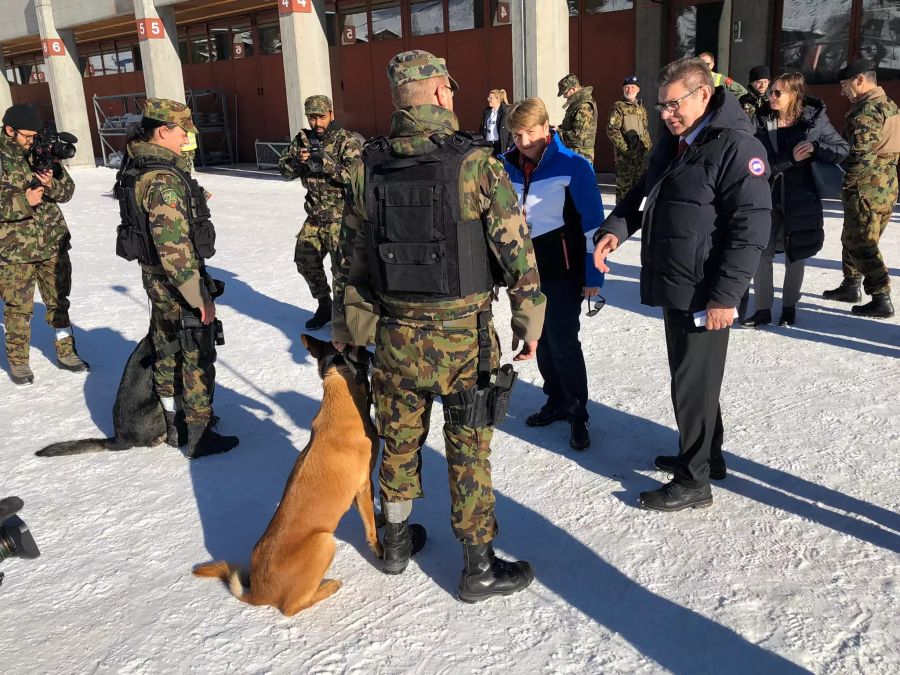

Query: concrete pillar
[[33, 0, 94, 166], [634, 0, 667, 144], [133, 1, 186, 103], [279, 0, 332, 138], [511, 0, 569, 125], [0, 53, 13, 114]]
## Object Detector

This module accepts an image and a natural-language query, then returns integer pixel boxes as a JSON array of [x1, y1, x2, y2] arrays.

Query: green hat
[[387, 50, 459, 91], [304, 95, 333, 115], [557, 74, 580, 96], [142, 98, 198, 134]]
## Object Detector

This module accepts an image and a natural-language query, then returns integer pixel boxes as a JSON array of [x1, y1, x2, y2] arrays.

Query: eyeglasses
[[585, 294, 606, 317], [442, 84, 455, 98], [654, 87, 700, 113], [14, 130, 37, 141], [770, 89, 784, 98]]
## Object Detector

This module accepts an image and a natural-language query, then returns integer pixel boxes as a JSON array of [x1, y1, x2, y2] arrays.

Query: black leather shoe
[[305, 295, 332, 330], [778, 306, 796, 326], [525, 405, 567, 427], [640, 479, 713, 512], [654, 455, 726, 480], [823, 278, 862, 303], [851, 293, 894, 319], [382, 520, 427, 575], [457, 542, 534, 603], [569, 420, 590, 450], [740, 309, 771, 328]]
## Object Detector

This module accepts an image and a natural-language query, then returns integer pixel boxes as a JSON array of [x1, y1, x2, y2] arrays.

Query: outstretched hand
[[593, 233, 620, 273]]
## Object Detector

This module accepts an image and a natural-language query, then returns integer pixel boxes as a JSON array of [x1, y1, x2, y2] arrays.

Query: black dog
[[36, 334, 167, 457]]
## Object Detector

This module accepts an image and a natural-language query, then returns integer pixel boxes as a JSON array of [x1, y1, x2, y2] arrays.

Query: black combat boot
[[778, 306, 797, 326], [457, 542, 534, 603], [185, 422, 239, 459], [382, 520, 427, 574], [163, 410, 188, 448], [569, 420, 590, 450], [305, 295, 332, 330], [740, 309, 771, 328], [851, 293, 894, 319], [823, 278, 862, 303]]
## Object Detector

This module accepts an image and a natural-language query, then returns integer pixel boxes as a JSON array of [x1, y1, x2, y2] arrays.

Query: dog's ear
[[301, 333, 324, 359]]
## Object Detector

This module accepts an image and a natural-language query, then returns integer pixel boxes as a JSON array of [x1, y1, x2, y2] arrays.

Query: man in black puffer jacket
[[594, 57, 771, 512]]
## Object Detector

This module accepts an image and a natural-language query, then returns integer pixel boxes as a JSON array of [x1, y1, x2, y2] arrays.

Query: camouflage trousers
[[841, 186, 897, 295], [372, 316, 501, 544], [294, 218, 340, 299], [0, 253, 72, 365], [573, 147, 595, 167], [142, 271, 214, 426], [613, 151, 647, 203]]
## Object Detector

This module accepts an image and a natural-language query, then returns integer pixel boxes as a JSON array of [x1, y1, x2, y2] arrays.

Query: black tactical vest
[[362, 133, 497, 302], [114, 156, 216, 266]]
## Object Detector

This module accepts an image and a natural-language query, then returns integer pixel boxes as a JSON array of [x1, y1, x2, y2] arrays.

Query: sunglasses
[[770, 89, 785, 98], [585, 294, 606, 317]]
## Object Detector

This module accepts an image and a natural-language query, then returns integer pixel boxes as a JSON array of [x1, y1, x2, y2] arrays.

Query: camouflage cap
[[387, 50, 459, 91], [305, 95, 333, 115], [558, 74, 580, 96], [142, 98, 198, 134]]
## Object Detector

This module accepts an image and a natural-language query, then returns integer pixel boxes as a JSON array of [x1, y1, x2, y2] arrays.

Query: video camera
[[29, 129, 78, 174], [296, 129, 325, 173], [0, 496, 41, 588]]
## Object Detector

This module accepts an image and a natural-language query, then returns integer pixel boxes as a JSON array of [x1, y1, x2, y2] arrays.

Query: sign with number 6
[[279, 0, 313, 15], [42, 39, 66, 57], [136, 18, 164, 40]]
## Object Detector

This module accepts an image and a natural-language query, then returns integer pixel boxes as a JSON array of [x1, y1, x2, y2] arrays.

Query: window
[[568, 0, 579, 17], [584, 0, 633, 13], [190, 35, 212, 63], [258, 22, 283, 54], [860, 0, 900, 81], [449, 0, 485, 31], [779, 0, 852, 84], [6, 67, 22, 85], [232, 22, 254, 58], [412, 0, 444, 35], [210, 26, 232, 61], [340, 4, 369, 44], [491, 0, 511, 25], [372, 1, 402, 40]]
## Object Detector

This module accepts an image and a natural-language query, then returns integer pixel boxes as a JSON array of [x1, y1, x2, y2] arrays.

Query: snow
[[1, 165, 898, 674]]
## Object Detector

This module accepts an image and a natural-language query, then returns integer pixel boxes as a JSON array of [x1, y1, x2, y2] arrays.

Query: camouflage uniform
[[558, 75, 599, 166], [606, 98, 651, 202], [333, 88, 546, 542], [0, 131, 80, 367], [128, 113, 215, 427], [278, 96, 362, 300], [740, 89, 766, 120], [839, 86, 899, 295], [711, 71, 749, 99]]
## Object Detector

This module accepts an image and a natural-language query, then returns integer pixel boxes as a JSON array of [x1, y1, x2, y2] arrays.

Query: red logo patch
[[748, 157, 766, 176]]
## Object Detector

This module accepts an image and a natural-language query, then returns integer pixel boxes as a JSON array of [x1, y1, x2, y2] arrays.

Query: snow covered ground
[[1, 166, 898, 674]]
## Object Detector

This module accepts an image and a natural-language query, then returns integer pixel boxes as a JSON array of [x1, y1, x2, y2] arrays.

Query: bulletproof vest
[[114, 155, 216, 265], [362, 132, 497, 302]]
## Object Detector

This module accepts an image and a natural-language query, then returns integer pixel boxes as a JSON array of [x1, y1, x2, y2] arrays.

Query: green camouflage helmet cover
[[304, 95, 333, 115], [387, 50, 459, 91], [142, 98, 198, 134], [558, 73, 580, 96]]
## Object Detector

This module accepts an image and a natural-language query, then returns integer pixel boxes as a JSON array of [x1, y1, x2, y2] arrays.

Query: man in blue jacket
[[594, 58, 771, 511]]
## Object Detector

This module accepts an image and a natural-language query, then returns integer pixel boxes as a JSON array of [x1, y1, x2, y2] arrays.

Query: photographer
[[0, 104, 89, 385], [278, 95, 363, 330]]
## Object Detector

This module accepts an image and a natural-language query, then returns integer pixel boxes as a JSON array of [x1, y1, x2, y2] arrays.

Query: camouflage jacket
[[278, 124, 363, 225], [332, 104, 546, 345], [711, 72, 749, 99], [842, 86, 900, 191], [606, 98, 651, 158], [0, 133, 75, 264], [559, 87, 598, 163], [128, 141, 210, 309], [740, 88, 766, 120]]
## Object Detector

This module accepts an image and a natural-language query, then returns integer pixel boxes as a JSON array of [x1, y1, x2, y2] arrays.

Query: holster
[[442, 363, 518, 428], [179, 312, 224, 361]]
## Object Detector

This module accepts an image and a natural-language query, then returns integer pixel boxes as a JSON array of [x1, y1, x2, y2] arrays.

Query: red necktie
[[677, 139, 688, 156]]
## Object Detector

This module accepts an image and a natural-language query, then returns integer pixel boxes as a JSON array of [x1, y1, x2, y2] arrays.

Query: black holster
[[178, 313, 224, 361], [442, 363, 518, 428]]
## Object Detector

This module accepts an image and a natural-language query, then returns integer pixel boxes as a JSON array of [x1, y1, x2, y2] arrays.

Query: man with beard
[[558, 74, 599, 166], [607, 75, 652, 202]]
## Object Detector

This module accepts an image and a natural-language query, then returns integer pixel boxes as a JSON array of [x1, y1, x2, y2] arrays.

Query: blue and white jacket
[[502, 131, 605, 287]]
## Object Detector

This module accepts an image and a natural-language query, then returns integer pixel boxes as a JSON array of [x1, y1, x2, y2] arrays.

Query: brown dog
[[193, 334, 382, 615]]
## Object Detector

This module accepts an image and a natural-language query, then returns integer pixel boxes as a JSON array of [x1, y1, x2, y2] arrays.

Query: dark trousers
[[536, 280, 589, 423], [663, 309, 729, 487]]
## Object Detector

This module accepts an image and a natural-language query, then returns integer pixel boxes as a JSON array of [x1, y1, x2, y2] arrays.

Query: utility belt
[[437, 311, 519, 429]]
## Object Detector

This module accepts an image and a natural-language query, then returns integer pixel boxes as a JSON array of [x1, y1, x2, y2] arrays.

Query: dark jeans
[[536, 280, 589, 423], [663, 308, 729, 487]]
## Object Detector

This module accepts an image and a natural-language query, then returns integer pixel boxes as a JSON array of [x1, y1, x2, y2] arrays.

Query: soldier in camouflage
[[0, 104, 89, 385], [557, 74, 599, 166], [279, 95, 362, 330], [331, 50, 546, 602], [823, 60, 899, 318], [122, 98, 238, 457], [698, 52, 749, 100], [739, 65, 770, 120], [606, 75, 652, 202]]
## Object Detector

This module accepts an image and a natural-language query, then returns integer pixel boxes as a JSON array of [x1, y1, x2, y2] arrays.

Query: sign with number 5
[[42, 39, 66, 57], [136, 18, 164, 40], [279, 0, 313, 15]]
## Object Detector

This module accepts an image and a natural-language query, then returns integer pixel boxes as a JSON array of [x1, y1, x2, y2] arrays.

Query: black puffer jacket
[[754, 97, 849, 262], [598, 87, 772, 311]]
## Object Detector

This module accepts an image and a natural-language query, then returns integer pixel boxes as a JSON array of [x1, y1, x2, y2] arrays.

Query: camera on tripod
[[297, 129, 325, 173], [29, 129, 78, 174], [0, 496, 41, 588]]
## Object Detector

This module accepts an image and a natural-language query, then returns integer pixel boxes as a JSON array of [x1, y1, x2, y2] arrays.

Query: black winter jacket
[[753, 97, 849, 262], [598, 87, 772, 312], [481, 104, 511, 151]]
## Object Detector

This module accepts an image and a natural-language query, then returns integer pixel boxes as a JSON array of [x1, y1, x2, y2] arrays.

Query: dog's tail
[[36, 437, 129, 457], [193, 561, 252, 603]]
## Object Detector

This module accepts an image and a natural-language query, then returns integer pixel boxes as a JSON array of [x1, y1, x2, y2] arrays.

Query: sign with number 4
[[495, 2, 510, 24], [137, 19, 164, 40], [42, 39, 66, 57], [279, 0, 313, 15]]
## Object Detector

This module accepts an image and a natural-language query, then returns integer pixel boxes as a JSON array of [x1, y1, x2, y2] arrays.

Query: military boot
[[55, 336, 90, 372], [852, 293, 894, 319], [9, 363, 34, 386], [457, 542, 534, 603], [823, 278, 862, 303], [382, 520, 427, 575], [305, 295, 332, 330], [185, 422, 239, 459], [163, 410, 188, 448]]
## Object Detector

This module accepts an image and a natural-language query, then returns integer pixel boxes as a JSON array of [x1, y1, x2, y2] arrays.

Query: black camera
[[29, 129, 78, 174], [0, 496, 41, 588], [298, 129, 325, 173]]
